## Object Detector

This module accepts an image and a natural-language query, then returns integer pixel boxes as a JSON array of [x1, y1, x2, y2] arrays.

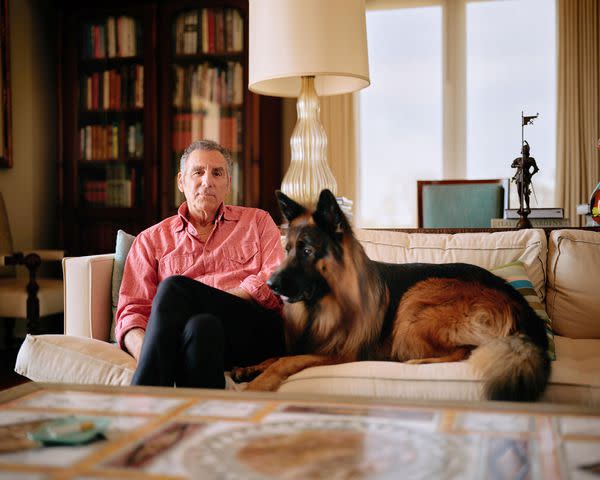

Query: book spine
[[491, 218, 570, 228], [505, 208, 564, 219]]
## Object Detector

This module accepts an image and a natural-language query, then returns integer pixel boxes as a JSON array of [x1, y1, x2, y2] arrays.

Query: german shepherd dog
[[232, 189, 551, 401]]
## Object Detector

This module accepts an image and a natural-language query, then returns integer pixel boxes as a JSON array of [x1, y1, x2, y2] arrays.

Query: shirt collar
[[175, 202, 240, 233]]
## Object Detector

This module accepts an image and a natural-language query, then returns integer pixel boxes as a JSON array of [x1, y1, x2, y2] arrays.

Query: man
[[115, 140, 285, 389]]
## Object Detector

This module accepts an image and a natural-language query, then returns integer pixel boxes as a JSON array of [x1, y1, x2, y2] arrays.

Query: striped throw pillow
[[491, 261, 556, 360]]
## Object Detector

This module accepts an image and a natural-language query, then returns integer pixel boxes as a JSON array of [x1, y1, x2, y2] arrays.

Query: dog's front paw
[[405, 358, 430, 365], [230, 365, 262, 383], [245, 373, 283, 392]]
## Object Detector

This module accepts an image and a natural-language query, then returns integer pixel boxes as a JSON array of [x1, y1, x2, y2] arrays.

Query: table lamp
[[249, 0, 370, 207]]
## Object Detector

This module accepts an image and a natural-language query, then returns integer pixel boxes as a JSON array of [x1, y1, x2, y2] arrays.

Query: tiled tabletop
[[0, 382, 599, 479]]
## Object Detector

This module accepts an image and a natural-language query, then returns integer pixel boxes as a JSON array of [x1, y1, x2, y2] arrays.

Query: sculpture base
[[516, 216, 533, 229]]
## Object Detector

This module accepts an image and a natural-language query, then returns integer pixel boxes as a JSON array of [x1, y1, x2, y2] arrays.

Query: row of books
[[174, 8, 243, 55], [172, 111, 242, 153], [80, 66, 144, 111], [81, 16, 141, 59], [80, 122, 143, 161], [172, 62, 243, 109], [82, 165, 136, 207], [82, 180, 135, 207]]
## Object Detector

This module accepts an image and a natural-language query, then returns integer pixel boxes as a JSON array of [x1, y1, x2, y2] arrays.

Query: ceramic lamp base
[[281, 76, 337, 208]]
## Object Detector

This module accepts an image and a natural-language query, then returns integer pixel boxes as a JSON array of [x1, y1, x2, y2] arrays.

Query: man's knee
[[153, 275, 194, 310], [183, 314, 224, 344]]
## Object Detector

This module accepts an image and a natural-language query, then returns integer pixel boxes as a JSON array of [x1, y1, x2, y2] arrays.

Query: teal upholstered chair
[[417, 179, 509, 228]]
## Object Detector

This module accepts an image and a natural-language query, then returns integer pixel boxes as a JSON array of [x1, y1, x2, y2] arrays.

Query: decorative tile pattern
[[0, 385, 598, 479]]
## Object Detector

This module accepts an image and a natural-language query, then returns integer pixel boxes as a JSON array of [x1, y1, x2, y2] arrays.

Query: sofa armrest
[[62, 254, 115, 341]]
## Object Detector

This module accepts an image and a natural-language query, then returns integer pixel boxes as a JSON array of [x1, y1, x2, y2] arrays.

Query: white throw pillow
[[15, 334, 135, 386]]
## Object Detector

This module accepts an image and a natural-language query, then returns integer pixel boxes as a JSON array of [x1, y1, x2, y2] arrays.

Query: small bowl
[[28, 416, 110, 446]]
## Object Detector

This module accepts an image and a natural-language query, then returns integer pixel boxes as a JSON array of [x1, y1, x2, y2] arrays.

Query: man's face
[[177, 149, 231, 217]]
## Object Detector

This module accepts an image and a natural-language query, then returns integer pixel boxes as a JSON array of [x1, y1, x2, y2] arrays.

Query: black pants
[[131, 275, 285, 389]]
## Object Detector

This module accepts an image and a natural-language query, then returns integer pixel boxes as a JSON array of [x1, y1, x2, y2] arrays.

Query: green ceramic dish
[[28, 416, 110, 445]]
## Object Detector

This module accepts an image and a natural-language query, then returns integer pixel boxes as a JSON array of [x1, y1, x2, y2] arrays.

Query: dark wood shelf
[[76, 206, 143, 219], [79, 55, 143, 66], [79, 108, 144, 115], [173, 51, 243, 63], [171, 104, 243, 112], [78, 158, 144, 166]]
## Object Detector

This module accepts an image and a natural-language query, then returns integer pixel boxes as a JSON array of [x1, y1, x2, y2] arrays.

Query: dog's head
[[267, 189, 352, 304]]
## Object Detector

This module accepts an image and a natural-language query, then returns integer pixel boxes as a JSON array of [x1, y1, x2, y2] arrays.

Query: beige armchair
[[0, 192, 64, 344]]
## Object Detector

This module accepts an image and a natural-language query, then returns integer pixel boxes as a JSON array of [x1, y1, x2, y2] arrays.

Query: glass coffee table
[[0, 382, 599, 479]]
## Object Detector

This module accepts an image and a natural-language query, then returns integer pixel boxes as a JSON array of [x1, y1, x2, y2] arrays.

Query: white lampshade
[[249, 0, 370, 97]]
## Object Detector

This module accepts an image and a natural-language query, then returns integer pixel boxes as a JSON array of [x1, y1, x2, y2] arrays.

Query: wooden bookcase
[[58, 1, 282, 256]]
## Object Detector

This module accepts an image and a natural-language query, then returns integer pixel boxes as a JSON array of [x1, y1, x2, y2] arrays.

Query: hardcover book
[[491, 217, 570, 228], [504, 208, 564, 219]]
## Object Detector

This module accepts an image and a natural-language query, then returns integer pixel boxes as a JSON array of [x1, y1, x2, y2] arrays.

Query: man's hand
[[227, 287, 253, 302], [123, 328, 145, 362]]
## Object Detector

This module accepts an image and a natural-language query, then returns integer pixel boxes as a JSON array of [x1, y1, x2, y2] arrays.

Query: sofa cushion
[[15, 334, 135, 386], [110, 230, 136, 341], [491, 261, 555, 360], [356, 228, 547, 302], [277, 336, 600, 406], [547, 229, 600, 338]]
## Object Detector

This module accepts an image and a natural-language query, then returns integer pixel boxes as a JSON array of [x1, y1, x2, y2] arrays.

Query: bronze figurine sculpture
[[511, 112, 540, 229]]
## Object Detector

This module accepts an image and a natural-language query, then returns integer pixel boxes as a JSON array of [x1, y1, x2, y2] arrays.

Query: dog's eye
[[303, 247, 313, 257]]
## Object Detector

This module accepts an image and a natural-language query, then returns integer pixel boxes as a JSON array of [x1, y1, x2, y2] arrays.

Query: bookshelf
[[59, 4, 157, 255], [158, 0, 281, 220], [58, 1, 282, 255]]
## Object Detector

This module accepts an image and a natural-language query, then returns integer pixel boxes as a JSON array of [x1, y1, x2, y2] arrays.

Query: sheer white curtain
[[321, 94, 358, 202]]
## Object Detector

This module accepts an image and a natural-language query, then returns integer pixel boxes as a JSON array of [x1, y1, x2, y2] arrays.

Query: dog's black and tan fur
[[232, 189, 551, 401]]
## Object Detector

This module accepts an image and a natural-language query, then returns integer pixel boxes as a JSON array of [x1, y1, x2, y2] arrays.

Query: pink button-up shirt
[[115, 202, 284, 350]]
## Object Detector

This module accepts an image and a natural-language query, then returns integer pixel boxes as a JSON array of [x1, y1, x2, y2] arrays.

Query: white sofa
[[15, 228, 600, 406]]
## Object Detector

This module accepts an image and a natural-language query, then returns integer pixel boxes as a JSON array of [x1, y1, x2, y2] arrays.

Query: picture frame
[[0, 0, 11, 168]]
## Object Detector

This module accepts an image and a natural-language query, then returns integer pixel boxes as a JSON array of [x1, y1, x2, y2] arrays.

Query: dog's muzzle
[[267, 270, 305, 303]]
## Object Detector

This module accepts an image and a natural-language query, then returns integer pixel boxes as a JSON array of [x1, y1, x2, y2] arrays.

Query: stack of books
[[491, 208, 569, 228], [336, 197, 354, 223]]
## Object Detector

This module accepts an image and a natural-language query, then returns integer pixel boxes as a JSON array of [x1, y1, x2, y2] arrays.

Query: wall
[[0, 0, 57, 251]]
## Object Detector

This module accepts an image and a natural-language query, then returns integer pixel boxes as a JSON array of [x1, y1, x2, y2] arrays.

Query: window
[[358, 0, 557, 227], [358, 6, 443, 228]]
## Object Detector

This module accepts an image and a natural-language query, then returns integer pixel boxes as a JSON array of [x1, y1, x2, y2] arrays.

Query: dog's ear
[[275, 190, 307, 223], [313, 189, 351, 235]]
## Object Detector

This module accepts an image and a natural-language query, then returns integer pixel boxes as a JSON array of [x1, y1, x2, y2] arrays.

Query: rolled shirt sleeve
[[115, 233, 158, 349], [239, 211, 284, 311]]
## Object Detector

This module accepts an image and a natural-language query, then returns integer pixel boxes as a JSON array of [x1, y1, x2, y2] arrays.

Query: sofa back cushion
[[547, 229, 600, 338], [491, 261, 555, 359], [355, 228, 547, 302], [110, 230, 136, 341]]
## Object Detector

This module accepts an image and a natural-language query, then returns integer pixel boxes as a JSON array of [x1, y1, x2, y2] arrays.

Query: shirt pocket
[[159, 253, 195, 279], [223, 242, 260, 271]]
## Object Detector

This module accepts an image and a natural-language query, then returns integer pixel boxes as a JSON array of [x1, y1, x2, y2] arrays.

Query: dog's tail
[[469, 334, 550, 401]]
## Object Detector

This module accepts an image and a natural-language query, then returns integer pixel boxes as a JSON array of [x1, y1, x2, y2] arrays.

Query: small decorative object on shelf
[[336, 196, 354, 223], [510, 111, 540, 229]]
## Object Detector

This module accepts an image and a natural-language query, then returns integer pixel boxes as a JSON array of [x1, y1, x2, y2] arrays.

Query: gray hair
[[180, 140, 233, 176]]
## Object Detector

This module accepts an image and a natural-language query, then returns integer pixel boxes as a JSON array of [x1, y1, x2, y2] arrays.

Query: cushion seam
[[281, 376, 485, 386]]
